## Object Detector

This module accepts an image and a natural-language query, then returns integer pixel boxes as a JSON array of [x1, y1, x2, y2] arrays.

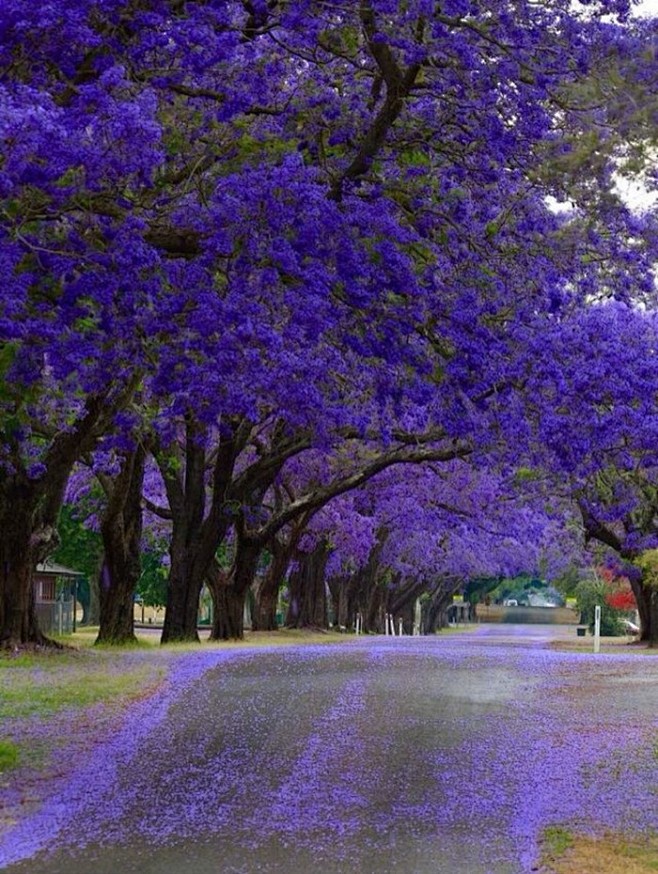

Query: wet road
[[2, 625, 658, 874]]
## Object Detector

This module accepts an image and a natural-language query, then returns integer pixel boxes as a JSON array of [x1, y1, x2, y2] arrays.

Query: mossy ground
[[541, 831, 658, 873]]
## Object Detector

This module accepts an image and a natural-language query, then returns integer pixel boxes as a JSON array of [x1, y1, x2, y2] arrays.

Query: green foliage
[[137, 538, 169, 608], [552, 565, 582, 598], [463, 576, 501, 605], [634, 550, 658, 590], [53, 503, 103, 582], [575, 576, 623, 636], [486, 575, 565, 606], [0, 739, 19, 772]]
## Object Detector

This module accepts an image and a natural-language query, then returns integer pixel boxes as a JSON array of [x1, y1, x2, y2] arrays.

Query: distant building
[[34, 561, 83, 634]]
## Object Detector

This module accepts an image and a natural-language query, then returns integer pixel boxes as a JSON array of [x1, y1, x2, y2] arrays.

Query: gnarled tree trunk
[[251, 524, 306, 631], [0, 512, 52, 648], [630, 574, 658, 646], [96, 445, 146, 645], [0, 476, 69, 649], [208, 536, 261, 641], [251, 573, 280, 632], [286, 540, 329, 630], [211, 583, 248, 640], [162, 542, 206, 643]]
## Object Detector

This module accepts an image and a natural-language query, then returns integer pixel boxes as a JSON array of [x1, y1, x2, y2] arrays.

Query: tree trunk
[[0, 484, 59, 648], [328, 575, 351, 629], [208, 537, 261, 641], [422, 589, 454, 634], [389, 578, 425, 634], [162, 543, 204, 643], [251, 574, 280, 631], [286, 541, 329, 630], [157, 416, 250, 644], [631, 575, 658, 645], [251, 531, 299, 632], [364, 580, 387, 633], [210, 583, 248, 640], [96, 446, 146, 645], [649, 589, 658, 648], [97, 557, 137, 644], [0, 531, 49, 648]]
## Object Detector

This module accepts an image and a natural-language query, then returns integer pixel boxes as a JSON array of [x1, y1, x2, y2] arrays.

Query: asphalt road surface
[[2, 625, 658, 874]]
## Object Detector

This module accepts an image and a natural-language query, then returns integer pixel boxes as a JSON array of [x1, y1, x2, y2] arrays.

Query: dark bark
[[422, 592, 451, 634], [286, 540, 329, 630], [629, 574, 658, 646], [210, 583, 249, 641], [0, 384, 137, 648], [327, 531, 389, 633], [96, 445, 146, 645], [251, 521, 307, 632], [0, 507, 51, 648], [159, 417, 241, 643], [162, 543, 205, 643], [208, 535, 261, 640], [422, 580, 460, 634], [0, 480, 73, 648], [389, 576, 425, 634], [251, 573, 280, 632], [365, 583, 387, 634], [328, 573, 360, 629]]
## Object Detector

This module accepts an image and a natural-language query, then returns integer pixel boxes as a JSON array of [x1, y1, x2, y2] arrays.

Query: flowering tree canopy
[[2, 0, 658, 646]]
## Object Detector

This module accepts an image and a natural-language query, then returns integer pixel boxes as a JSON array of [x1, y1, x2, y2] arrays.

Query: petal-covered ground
[[1, 626, 657, 873]]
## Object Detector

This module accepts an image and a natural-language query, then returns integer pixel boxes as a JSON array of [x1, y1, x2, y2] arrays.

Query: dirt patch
[[541, 833, 658, 873]]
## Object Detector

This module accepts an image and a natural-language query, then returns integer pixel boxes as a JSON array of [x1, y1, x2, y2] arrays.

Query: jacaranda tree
[[1, 0, 655, 647]]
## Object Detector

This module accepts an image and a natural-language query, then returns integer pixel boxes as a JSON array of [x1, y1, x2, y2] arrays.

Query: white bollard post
[[384, 613, 389, 635], [389, 614, 395, 636], [398, 618, 403, 636], [594, 605, 601, 654]]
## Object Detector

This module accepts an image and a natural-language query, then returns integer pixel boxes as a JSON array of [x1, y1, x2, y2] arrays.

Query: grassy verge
[[540, 829, 658, 873], [0, 658, 165, 720], [549, 636, 658, 655], [0, 627, 357, 721], [0, 740, 19, 772], [56, 625, 361, 650]]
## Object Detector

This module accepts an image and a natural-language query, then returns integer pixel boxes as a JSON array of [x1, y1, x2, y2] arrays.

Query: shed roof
[[35, 561, 84, 578]]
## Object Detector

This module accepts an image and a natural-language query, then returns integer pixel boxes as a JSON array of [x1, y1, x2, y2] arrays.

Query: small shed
[[34, 561, 83, 634], [447, 599, 471, 625]]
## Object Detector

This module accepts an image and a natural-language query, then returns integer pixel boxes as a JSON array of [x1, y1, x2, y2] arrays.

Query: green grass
[[0, 627, 356, 722], [543, 826, 575, 857], [541, 829, 658, 873], [0, 739, 19, 772], [0, 740, 19, 774], [0, 659, 165, 719]]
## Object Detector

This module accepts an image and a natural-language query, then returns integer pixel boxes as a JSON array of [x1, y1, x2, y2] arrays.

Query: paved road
[[2, 626, 658, 873]]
